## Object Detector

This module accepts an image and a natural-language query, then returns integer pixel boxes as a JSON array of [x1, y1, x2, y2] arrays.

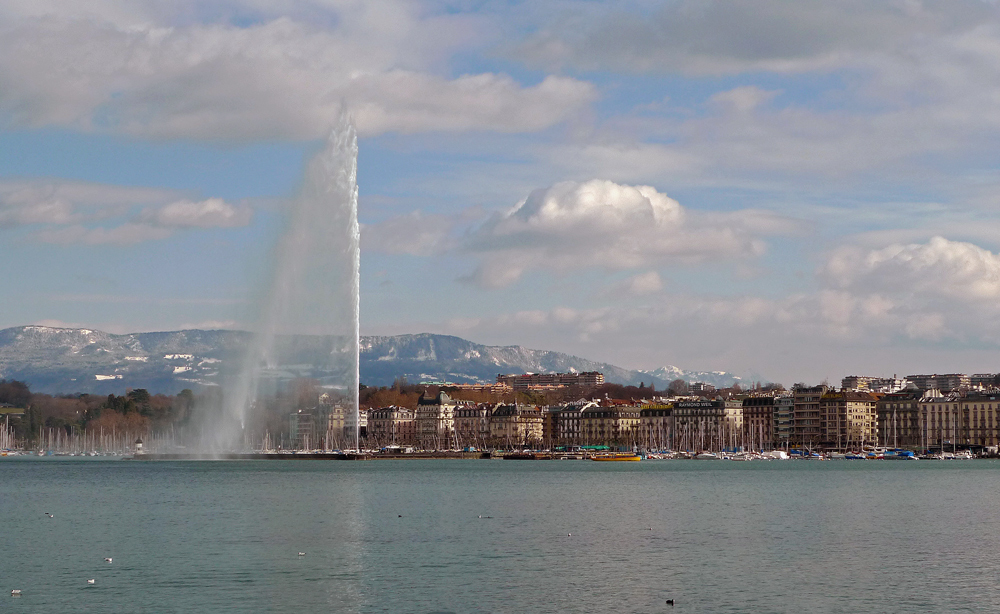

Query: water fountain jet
[[208, 114, 360, 452]]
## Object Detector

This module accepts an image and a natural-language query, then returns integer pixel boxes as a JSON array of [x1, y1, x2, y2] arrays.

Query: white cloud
[[824, 236, 1000, 300], [142, 198, 252, 228], [0, 9, 595, 140], [621, 271, 663, 296], [461, 179, 800, 287], [0, 179, 165, 228], [0, 179, 247, 243]]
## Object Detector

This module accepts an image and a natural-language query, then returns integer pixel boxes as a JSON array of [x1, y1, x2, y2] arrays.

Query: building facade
[[791, 386, 827, 447], [368, 406, 416, 446], [820, 390, 877, 450], [742, 396, 775, 450], [490, 404, 543, 447], [415, 391, 459, 450], [453, 403, 493, 449], [876, 391, 922, 449], [580, 402, 641, 446], [773, 396, 793, 449], [673, 399, 725, 451], [638, 403, 673, 450], [906, 374, 970, 392], [496, 371, 605, 390]]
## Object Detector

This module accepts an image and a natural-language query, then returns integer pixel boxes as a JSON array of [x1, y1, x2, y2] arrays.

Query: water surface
[[1, 459, 997, 613]]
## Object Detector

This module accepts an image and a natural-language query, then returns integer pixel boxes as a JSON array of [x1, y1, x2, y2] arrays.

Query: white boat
[[694, 452, 720, 460]]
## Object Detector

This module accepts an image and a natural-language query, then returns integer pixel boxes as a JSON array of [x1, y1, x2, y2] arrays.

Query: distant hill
[[0, 325, 744, 395]]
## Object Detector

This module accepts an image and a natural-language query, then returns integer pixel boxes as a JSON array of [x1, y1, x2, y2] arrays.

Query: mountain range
[[0, 325, 746, 395]]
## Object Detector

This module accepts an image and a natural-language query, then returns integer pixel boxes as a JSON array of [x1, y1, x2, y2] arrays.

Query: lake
[[1, 458, 998, 613]]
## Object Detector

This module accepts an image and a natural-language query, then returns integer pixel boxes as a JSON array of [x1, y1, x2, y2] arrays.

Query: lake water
[[2, 458, 999, 613]]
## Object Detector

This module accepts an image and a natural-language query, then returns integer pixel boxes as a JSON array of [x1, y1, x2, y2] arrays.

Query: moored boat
[[591, 452, 642, 461]]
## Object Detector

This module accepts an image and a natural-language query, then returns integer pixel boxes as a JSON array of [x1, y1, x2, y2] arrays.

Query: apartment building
[[490, 404, 544, 447], [638, 402, 673, 450], [820, 390, 877, 450], [876, 391, 922, 449], [906, 374, 970, 392], [791, 385, 827, 448], [496, 371, 604, 390], [415, 391, 459, 450], [368, 406, 416, 446], [742, 396, 775, 450], [773, 396, 793, 449], [841, 375, 909, 393], [673, 399, 726, 451], [581, 401, 641, 446], [453, 403, 492, 449]]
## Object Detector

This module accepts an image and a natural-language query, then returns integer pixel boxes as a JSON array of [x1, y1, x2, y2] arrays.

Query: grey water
[[2, 459, 999, 613]]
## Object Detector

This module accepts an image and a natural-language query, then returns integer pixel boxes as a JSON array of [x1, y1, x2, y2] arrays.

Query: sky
[[4, 0, 1000, 385]]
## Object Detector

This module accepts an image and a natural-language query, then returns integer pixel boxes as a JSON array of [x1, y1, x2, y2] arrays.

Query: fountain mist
[[207, 115, 360, 451]]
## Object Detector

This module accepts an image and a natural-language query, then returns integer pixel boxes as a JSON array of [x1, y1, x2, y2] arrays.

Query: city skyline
[[4, 1, 1000, 384]]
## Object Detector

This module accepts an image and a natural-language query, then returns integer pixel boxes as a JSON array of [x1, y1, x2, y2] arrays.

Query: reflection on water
[[1, 459, 999, 613]]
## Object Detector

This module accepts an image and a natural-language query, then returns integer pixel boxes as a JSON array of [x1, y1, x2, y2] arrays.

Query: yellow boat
[[591, 453, 642, 461]]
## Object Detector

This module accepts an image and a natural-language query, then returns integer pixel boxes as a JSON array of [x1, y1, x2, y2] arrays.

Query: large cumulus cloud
[[459, 179, 796, 287]]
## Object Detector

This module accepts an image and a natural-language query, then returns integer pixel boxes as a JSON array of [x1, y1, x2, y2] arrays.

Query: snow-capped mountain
[[0, 325, 745, 394], [638, 366, 745, 389]]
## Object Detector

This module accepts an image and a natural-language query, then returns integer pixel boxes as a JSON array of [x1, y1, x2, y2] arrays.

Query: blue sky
[[4, 0, 1000, 384]]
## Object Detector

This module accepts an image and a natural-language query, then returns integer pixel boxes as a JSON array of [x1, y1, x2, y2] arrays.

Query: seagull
[[297, 552, 306, 557], [45, 512, 53, 518], [11, 589, 21, 596], [567, 533, 572, 536], [87, 579, 95, 585], [104, 558, 112, 563], [666, 599, 674, 606]]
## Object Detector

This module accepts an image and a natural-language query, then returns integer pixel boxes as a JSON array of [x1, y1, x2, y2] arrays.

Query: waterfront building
[[368, 406, 416, 446], [876, 390, 922, 449], [321, 403, 355, 449], [919, 393, 962, 450], [490, 404, 543, 448], [791, 385, 827, 448], [820, 390, 877, 451], [453, 403, 492, 449], [773, 396, 793, 449], [544, 400, 593, 446], [289, 410, 314, 450], [906, 374, 970, 392], [673, 399, 725, 451], [638, 402, 673, 450], [723, 400, 743, 450], [742, 396, 775, 450], [415, 391, 460, 450], [580, 401, 641, 446], [496, 371, 604, 390], [961, 392, 1000, 448]]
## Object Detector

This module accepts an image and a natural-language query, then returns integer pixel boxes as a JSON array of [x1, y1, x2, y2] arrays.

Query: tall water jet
[[211, 114, 360, 451]]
